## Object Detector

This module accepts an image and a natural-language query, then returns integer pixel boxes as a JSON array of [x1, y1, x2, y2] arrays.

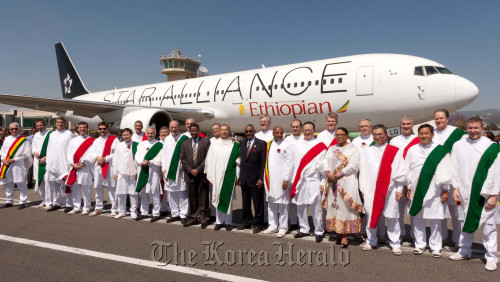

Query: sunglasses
[[98, 128, 107, 130], [10, 128, 19, 130]]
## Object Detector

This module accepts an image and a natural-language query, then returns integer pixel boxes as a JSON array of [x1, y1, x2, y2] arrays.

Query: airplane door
[[356, 66, 373, 96]]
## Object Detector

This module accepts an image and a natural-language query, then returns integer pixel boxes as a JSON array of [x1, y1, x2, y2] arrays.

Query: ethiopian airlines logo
[[240, 100, 350, 118], [239, 105, 246, 116], [63, 73, 72, 94]]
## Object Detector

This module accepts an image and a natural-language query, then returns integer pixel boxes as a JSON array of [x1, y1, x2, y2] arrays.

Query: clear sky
[[0, 0, 498, 111]]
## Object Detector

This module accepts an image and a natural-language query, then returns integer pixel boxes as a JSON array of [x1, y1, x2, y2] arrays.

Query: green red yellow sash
[[0, 136, 27, 178]]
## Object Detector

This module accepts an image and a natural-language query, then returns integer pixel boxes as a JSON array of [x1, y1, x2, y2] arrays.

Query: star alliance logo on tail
[[64, 73, 72, 94]]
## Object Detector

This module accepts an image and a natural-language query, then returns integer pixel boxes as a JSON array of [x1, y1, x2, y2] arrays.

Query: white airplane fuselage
[[73, 53, 478, 133]]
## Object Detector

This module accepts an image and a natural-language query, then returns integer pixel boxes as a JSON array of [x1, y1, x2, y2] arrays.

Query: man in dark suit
[[180, 123, 211, 229], [237, 124, 267, 233]]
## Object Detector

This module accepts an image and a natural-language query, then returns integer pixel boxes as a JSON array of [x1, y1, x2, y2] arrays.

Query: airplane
[[0, 42, 478, 134]]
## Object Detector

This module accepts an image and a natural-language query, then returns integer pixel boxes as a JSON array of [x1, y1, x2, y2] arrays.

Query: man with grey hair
[[317, 112, 339, 147], [352, 119, 374, 150], [390, 115, 419, 242], [255, 114, 273, 142], [0, 122, 32, 209]]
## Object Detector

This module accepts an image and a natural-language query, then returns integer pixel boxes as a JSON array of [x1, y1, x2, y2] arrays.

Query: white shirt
[[255, 129, 273, 142]]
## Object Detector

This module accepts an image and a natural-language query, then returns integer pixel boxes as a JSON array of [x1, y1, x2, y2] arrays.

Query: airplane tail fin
[[55, 42, 90, 98]]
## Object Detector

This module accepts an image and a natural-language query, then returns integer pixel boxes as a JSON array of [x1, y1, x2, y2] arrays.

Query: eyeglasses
[[9, 128, 19, 131], [98, 128, 107, 131]]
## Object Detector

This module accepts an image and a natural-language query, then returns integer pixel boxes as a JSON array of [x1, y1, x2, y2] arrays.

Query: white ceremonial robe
[[406, 142, 450, 251], [45, 129, 73, 207], [32, 129, 50, 205], [265, 139, 294, 232], [205, 138, 240, 224], [132, 132, 145, 143], [284, 134, 302, 225], [390, 134, 417, 149], [67, 135, 94, 211], [316, 130, 335, 147], [352, 134, 373, 151], [89, 134, 119, 212], [136, 139, 163, 217], [162, 134, 188, 218], [290, 138, 326, 235], [0, 135, 32, 204], [451, 136, 498, 264], [359, 143, 407, 248], [255, 129, 273, 142], [113, 141, 139, 217]]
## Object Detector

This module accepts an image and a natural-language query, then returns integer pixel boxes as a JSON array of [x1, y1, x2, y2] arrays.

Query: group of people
[[0, 110, 498, 271]]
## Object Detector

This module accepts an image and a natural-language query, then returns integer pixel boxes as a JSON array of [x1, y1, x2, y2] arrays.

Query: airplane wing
[[0, 93, 213, 119]]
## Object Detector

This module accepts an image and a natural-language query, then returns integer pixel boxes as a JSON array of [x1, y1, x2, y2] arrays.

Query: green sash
[[409, 145, 447, 216], [217, 142, 240, 214], [37, 131, 53, 186], [135, 142, 163, 192], [462, 144, 499, 233], [442, 128, 466, 154], [166, 135, 189, 181]]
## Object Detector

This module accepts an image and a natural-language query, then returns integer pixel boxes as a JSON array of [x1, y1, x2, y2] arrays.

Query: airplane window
[[267, 85, 270, 90], [330, 78, 334, 84], [216, 91, 219, 95], [339, 78, 343, 83], [274, 84, 277, 89], [322, 80, 326, 85], [308, 81, 311, 86], [425, 66, 438, 75], [436, 67, 453, 74], [315, 80, 319, 86], [301, 82, 304, 87], [221, 90, 225, 94], [256, 86, 259, 91], [414, 67, 424, 76], [294, 82, 297, 88], [207, 91, 210, 96], [189, 94, 192, 98], [287, 83, 291, 88], [281, 84, 284, 89]]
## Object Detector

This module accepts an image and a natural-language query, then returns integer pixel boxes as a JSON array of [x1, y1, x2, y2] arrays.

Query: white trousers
[[289, 203, 298, 225], [398, 196, 414, 237], [216, 201, 233, 225], [362, 214, 386, 237], [367, 217, 400, 248], [459, 221, 498, 264], [5, 182, 28, 204], [168, 190, 188, 218], [442, 204, 461, 244], [413, 218, 442, 251], [70, 184, 92, 212], [95, 184, 117, 212], [117, 194, 139, 216], [37, 181, 48, 205], [268, 202, 288, 232], [297, 196, 324, 235], [47, 180, 72, 207], [139, 189, 161, 217]]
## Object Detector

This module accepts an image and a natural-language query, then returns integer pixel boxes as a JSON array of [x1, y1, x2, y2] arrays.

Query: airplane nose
[[456, 77, 479, 109]]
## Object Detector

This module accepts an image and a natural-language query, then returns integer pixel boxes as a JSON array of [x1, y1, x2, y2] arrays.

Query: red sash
[[369, 144, 399, 229], [101, 135, 117, 179], [402, 137, 420, 159], [66, 137, 95, 187], [290, 142, 327, 199], [142, 133, 147, 141], [328, 136, 350, 148]]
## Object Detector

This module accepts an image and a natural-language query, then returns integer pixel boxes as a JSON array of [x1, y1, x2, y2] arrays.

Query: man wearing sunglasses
[[0, 123, 32, 209]]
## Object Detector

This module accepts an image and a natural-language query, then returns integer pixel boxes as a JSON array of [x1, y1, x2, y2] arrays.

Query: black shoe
[[253, 227, 262, 234], [289, 224, 299, 231], [135, 215, 147, 221], [201, 223, 208, 229], [214, 224, 223, 231], [160, 211, 171, 217], [166, 216, 180, 223], [226, 225, 232, 231], [150, 216, 160, 223], [47, 205, 61, 212], [63, 207, 72, 213], [18, 204, 26, 210], [181, 218, 187, 225], [294, 232, 309, 239], [1, 203, 14, 209], [237, 224, 251, 230], [335, 238, 341, 245], [316, 235, 323, 243], [184, 218, 198, 227]]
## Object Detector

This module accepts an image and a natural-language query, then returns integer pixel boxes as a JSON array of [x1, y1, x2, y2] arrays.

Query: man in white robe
[[352, 119, 373, 150], [88, 122, 119, 216], [255, 114, 273, 142], [406, 124, 450, 257], [205, 124, 240, 231], [132, 120, 146, 143], [290, 122, 327, 243], [113, 128, 139, 219], [66, 122, 94, 215], [0, 122, 32, 209], [390, 115, 419, 242], [158, 126, 170, 215], [360, 124, 407, 255], [208, 123, 221, 219], [262, 126, 294, 238], [45, 118, 74, 212], [136, 127, 163, 222], [284, 119, 303, 231], [449, 117, 499, 271], [32, 119, 51, 208], [162, 120, 189, 224], [316, 112, 339, 147], [433, 109, 466, 249]]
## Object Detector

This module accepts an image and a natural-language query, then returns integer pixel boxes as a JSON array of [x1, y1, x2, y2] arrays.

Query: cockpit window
[[436, 66, 453, 74], [414, 66, 424, 76], [425, 66, 438, 75]]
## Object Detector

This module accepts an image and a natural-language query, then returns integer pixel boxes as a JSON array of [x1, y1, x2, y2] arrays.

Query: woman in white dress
[[323, 127, 363, 247]]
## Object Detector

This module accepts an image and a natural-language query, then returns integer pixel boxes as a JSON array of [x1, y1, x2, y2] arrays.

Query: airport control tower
[[160, 49, 203, 82]]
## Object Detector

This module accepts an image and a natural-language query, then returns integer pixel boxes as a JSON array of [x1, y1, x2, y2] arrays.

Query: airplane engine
[[113, 108, 172, 135]]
